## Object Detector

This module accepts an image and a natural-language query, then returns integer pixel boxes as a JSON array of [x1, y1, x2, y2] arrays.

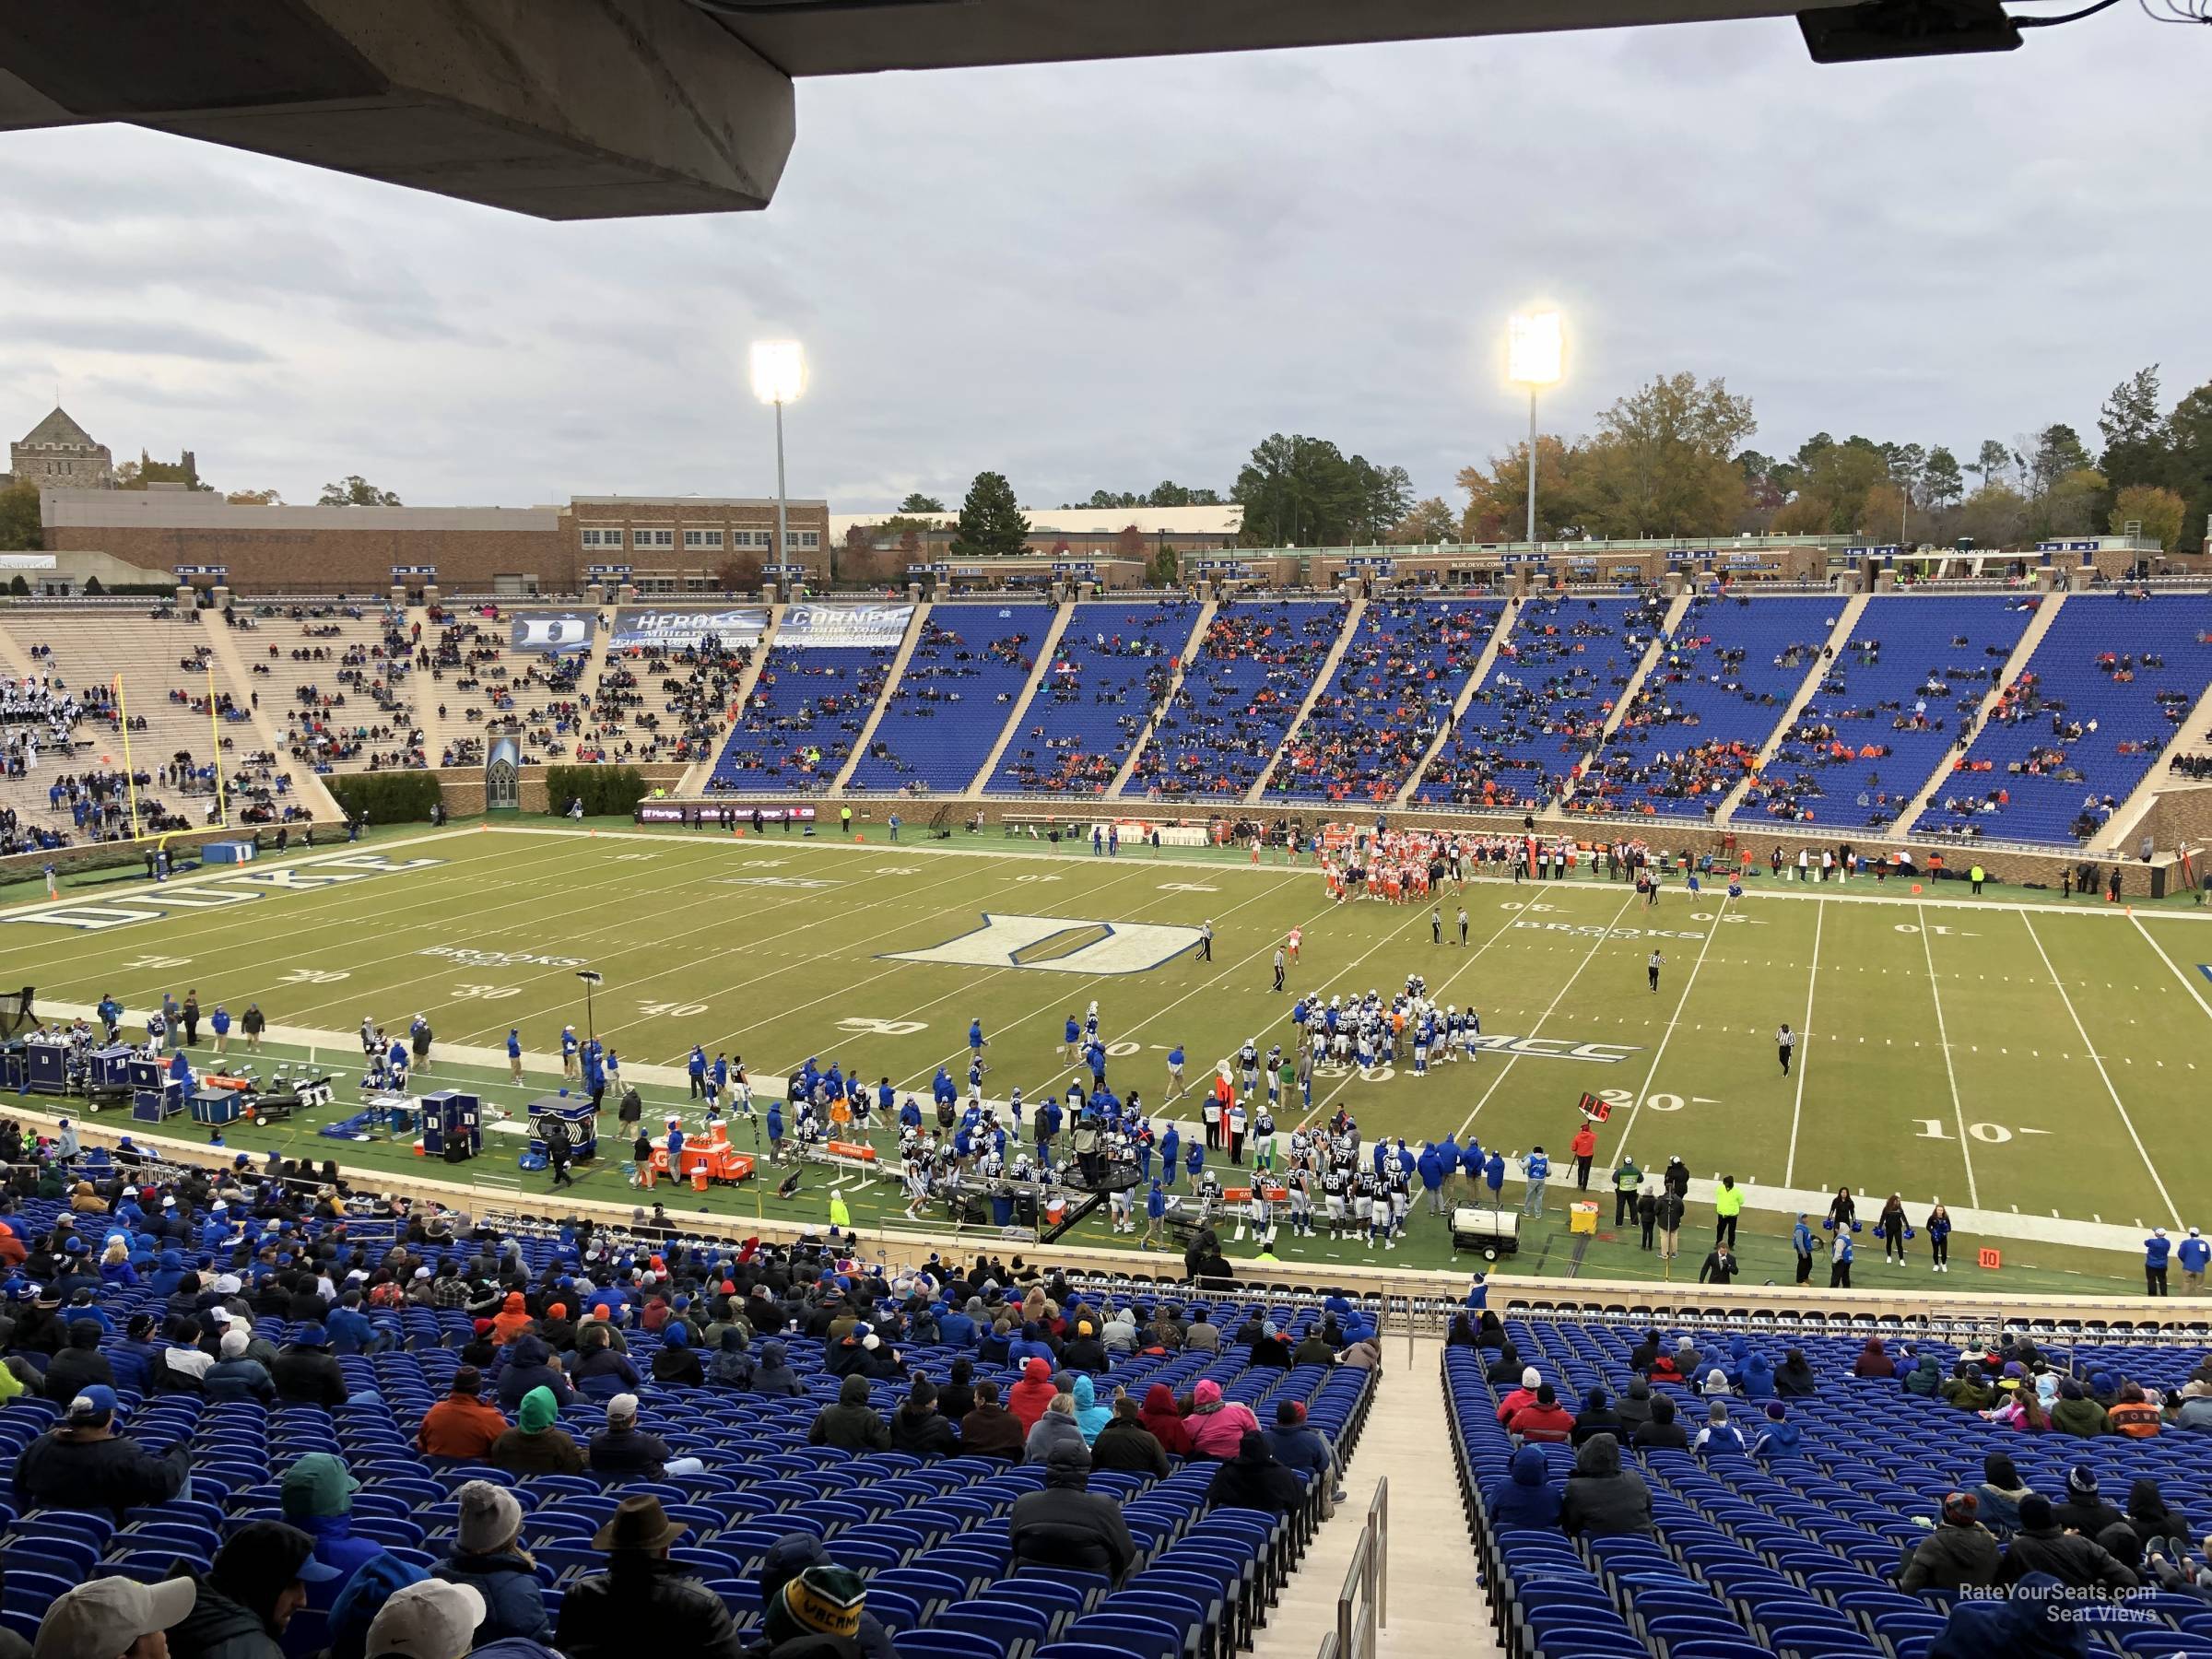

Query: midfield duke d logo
[[884, 913, 1205, 975]]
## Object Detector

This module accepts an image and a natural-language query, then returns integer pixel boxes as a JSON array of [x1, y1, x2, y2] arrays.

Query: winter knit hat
[[2018, 1494, 2055, 1530], [2066, 1465, 2100, 1498], [1521, 1366, 1540, 1389], [518, 1386, 559, 1433], [763, 1565, 866, 1646], [456, 1481, 524, 1555], [1941, 1491, 1979, 1526]]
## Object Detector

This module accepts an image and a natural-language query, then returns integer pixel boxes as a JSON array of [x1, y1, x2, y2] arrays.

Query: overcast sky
[[1, 11, 2206, 516]]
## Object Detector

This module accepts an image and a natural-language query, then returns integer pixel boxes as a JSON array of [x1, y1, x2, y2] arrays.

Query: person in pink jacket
[[1183, 1378, 1262, 1458]]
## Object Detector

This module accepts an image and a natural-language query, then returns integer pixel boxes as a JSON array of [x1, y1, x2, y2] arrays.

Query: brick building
[[564, 495, 831, 589], [37, 489, 832, 596]]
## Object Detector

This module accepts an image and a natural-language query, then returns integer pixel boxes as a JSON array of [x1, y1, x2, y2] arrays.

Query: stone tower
[[11, 406, 114, 489]]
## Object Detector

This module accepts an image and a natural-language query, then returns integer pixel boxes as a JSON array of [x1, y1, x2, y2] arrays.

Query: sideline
[[23, 994, 2162, 1261]]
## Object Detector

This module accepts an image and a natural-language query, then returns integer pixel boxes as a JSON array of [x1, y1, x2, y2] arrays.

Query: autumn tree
[[0, 482, 41, 551], [1570, 372, 1755, 540], [712, 551, 764, 591], [2111, 483, 2186, 550], [1388, 497, 1457, 544], [319, 475, 402, 507], [1457, 435, 1582, 542]]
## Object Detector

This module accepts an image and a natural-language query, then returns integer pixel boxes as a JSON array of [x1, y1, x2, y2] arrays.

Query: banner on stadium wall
[[609, 606, 770, 651], [511, 611, 597, 654], [778, 603, 913, 649]]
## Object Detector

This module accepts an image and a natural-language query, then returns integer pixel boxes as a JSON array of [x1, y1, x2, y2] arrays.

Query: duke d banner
[[510, 611, 596, 654], [609, 606, 771, 651], [778, 603, 913, 649]]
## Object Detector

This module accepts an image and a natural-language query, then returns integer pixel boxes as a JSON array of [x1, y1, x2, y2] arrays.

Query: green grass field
[[7, 818, 2212, 1298]]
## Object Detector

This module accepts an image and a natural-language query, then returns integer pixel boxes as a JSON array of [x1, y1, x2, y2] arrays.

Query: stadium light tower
[[1507, 311, 1563, 549], [750, 340, 806, 587]]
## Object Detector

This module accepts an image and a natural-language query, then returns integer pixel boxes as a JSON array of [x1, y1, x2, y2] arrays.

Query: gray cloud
[[0, 16, 2205, 512]]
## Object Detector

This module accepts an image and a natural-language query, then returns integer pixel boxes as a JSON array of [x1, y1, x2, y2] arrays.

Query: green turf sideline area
[[6, 819, 2211, 1296]]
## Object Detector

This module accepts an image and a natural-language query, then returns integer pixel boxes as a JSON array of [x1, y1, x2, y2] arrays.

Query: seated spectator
[[1484, 1343, 1525, 1386], [1570, 1386, 1622, 1448], [1978, 1452, 2035, 1533], [42, 1320, 113, 1402], [1295, 1322, 1342, 1367], [1027, 1392, 1088, 1464], [1900, 1351, 1943, 1397], [496, 1335, 577, 1411], [1773, 1348, 1818, 1397], [1507, 1384, 1575, 1444], [1559, 1434, 1654, 1537], [888, 1375, 959, 1457], [1494, 1366, 1542, 1423], [1006, 1356, 1057, 1431], [169, 1521, 340, 1659], [202, 1328, 276, 1406], [1998, 1495, 2138, 1591], [1061, 1319, 1108, 1372], [1184, 1377, 1260, 1458], [265, 1323, 347, 1408], [648, 1325, 703, 1387], [490, 1386, 586, 1476], [1265, 1398, 1341, 1509], [2053, 1466, 2124, 1538], [34, 1575, 197, 1659], [2107, 1382, 2160, 1437], [1484, 1444, 1562, 1532], [1615, 1378, 1654, 1438], [1941, 1363, 1996, 1412], [1094, 1394, 1170, 1477], [433, 1481, 552, 1647], [1751, 1401, 1802, 1461], [1738, 1351, 1775, 1401], [279, 1452, 393, 1618], [2172, 1378, 2212, 1430], [809, 1374, 891, 1453], [757, 1535, 899, 1659], [417, 1368, 508, 1461], [1631, 1394, 1688, 1451], [571, 1327, 642, 1396], [1206, 1430, 1305, 1516], [959, 1380, 1026, 1460], [2124, 1477, 2189, 1558], [361, 1582, 483, 1659], [1900, 1492, 2002, 1593], [2147, 1535, 2212, 1603], [556, 1496, 745, 1659], [1852, 1337, 1895, 1379], [1924, 1570, 2098, 1657], [1446, 1313, 1479, 1348], [1248, 1322, 1293, 1370], [590, 1394, 672, 1479], [1009, 1441, 1136, 1584], [1694, 1402, 1745, 1458], [937, 1358, 976, 1422], [751, 1339, 803, 1397], [11, 1384, 190, 1521], [2050, 1380, 2109, 1437], [1138, 1382, 1193, 1456]]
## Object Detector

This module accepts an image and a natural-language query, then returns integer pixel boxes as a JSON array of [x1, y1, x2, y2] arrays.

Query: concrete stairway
[[1397, 596, 1522, 806], [2092, 672, 2212, 856], [0, 618, 39, 679], [965, 600, 1074, 794], [1248, 1335, 1500, 1659], [194, 609, 347, 822], [1106, 598, 1217, 799], [1247, 594, 1367, 803], [1712, 591, 1870, 828], [830, 601, 931, 791], [1890, 589, 2068, 835], [674, 604, 783, 796], [1557, 588, 1690, 811]]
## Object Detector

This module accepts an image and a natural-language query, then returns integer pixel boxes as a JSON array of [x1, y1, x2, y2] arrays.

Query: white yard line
[[1915, 903, 1981, 1209], [1454, 892, 1641, 1142], [2132, 914, 2212, 1026], [1613, 893, 1731, 1164], [2021, 911, 2180, 1228], [1783, 897, 1823, 1188]]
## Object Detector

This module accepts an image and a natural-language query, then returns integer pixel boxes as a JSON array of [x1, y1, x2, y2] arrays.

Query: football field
[[7, 818, 2212, 1297]]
